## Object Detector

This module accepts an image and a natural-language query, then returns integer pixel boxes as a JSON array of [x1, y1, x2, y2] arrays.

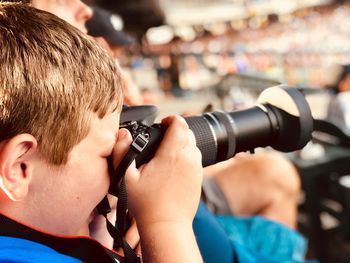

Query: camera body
[[120, 120, 164, 166]]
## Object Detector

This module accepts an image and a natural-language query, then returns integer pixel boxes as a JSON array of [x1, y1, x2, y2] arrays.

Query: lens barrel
[[185, 85, 313, 167]]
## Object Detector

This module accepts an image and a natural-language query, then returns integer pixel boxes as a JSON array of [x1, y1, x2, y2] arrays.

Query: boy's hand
[[122, 115, 203, 228]]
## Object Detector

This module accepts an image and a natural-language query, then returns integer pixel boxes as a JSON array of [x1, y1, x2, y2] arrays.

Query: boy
[[0, 2, 203, 262]]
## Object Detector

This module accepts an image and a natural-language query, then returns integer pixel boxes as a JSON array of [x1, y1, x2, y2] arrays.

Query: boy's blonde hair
[[0, 2, 124, 164]]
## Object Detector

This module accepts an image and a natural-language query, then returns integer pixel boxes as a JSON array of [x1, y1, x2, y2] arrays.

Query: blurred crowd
[[116, 2, 350, 97]]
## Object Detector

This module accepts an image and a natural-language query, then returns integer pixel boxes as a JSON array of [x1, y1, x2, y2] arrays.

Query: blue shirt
[[0, 236, 82, 263]]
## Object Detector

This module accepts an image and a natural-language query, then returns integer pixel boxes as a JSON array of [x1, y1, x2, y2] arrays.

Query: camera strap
[[97, 134, 149, 263]]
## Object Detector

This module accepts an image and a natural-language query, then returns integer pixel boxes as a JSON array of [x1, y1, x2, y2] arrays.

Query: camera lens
[[120, 85, 313, 168], [184, 85, 313, 166]]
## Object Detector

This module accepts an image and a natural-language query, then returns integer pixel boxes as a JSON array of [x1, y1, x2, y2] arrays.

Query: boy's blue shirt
[[0, 236, 82, 263]]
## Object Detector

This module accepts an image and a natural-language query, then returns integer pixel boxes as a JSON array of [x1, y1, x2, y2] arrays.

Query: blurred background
[[88, 0, 349, 118]]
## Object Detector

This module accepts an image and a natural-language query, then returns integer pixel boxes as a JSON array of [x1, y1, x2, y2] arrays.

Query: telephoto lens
[[120, 85, 313, 167], [184, 85, 313, 166]]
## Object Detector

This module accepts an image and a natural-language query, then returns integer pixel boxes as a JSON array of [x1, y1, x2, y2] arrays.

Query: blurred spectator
[[326, 64, 350, 129], [86, 6, 134, 58], [31, 0, 92, 33], [86, 6, 150, 106]]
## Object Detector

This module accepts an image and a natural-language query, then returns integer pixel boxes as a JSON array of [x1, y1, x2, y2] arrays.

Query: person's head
[[31, 0, 92, 33], [337, 65, 350, 93], [86, 6, 134, 58], [329, 64, 350, 94], [0, 2, 124, 235]]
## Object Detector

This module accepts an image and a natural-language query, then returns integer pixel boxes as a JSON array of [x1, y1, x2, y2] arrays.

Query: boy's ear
[[0, 134, 38, 202]]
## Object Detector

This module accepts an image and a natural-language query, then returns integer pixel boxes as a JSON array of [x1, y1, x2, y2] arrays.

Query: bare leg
[[204, 152, 300, 229]]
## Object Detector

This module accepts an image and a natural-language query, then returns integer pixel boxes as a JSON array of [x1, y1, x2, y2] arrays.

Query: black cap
[[86, 6, 134, 46]]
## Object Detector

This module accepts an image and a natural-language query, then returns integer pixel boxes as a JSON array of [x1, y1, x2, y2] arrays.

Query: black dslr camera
[[119, 85, 313, 168]]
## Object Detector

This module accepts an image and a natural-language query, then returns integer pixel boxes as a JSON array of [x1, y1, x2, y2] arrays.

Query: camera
[[120, 85, 313, 167]]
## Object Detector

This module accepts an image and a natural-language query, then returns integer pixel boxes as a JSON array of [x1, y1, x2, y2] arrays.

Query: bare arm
[[138, 222, 202, 263]]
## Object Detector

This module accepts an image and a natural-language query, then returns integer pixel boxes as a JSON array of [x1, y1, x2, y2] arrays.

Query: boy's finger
[[112, 128, 133, 169]]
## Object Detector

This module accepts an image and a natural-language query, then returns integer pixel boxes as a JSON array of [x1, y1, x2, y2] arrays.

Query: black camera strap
[[97, 134, 149, 263]]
